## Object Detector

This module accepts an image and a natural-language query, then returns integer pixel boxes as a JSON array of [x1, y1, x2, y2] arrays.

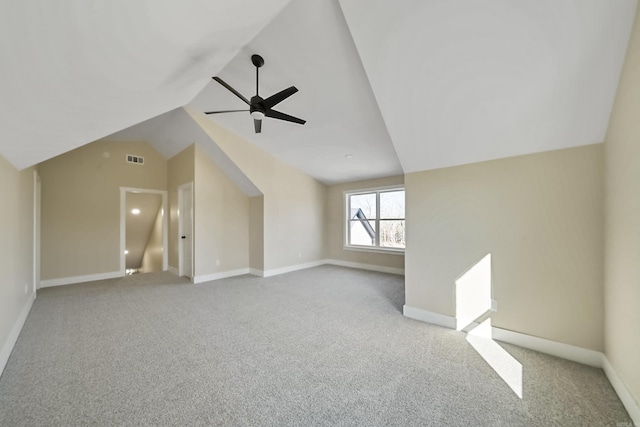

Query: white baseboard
[[0, 292, 35, 377], [195, 260, 401, 280], [262, 259, 328, 278], [193, 268, 250, 284], [402, 305, 604, 368], [167, 266, 179, 276], [327, 259, 404, 275], [404, 305, 640, 417], [403, 305, 458, 329], [249, 268, 264, 277], [602, 356, 640, 425], [491, 327, 603, 368], [40, 271, 122, 288]]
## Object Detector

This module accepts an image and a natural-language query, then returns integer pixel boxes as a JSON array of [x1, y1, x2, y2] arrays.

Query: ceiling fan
[[205, 54, 306, 134]]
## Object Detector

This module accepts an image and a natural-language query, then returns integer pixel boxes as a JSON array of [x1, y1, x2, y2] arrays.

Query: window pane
[[380, 220, 405, 248], [380, 190, 405, 219], [349, 220, 376, 246], [350, 193, 376, 219]]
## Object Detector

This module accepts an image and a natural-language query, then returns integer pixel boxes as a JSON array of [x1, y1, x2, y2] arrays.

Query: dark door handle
[[181, 236, 186, 239]]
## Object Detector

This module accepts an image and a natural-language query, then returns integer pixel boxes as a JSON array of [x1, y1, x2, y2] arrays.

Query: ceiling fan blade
[[265, 108, 306, 125], [212, 77, 250, 105], [263, 86, 299, 109], [204, 109, 249, 114], [254, 119, 262, 134]]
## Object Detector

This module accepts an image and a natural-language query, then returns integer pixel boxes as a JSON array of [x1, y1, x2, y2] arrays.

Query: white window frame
[[344, 185, 405, 254]]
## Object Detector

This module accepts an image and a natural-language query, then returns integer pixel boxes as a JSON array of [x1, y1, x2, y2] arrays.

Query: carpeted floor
[[0, 266, 631, 426]]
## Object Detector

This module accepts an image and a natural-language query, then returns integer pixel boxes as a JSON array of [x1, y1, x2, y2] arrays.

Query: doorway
[[120, 187, 168, 276], [178, 182, 194, 279]]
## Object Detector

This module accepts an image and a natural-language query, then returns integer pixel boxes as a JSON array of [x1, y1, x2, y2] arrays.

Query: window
[[346, 187, 405, 251]]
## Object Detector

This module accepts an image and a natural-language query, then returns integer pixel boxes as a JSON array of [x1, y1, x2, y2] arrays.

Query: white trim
[[327, 259, 404, 275], [344, 186, 405, 252], [168, 266, 179, 275], [33, 171, 41, 291], [120, 188, 126, 273], [342, 246, 405, 256], [193, 268, 250, 284], [602, 356, 640, 425], [344, 184, 405, 196], [402, 305, 603, 367], [40, 271, 122, 288], [402, 304, 640, 418], [403, 305, 458, 329], [0, 292, 35, 377], [249, 268, 264, 277], [262, 260, 328, 278], [491, 327, 603, 367], [177, 182, 194, 278], [120, 187, 169, 275]]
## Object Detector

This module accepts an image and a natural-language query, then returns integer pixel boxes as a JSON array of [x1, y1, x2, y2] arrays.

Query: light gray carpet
[[0, 266, 631, 426]]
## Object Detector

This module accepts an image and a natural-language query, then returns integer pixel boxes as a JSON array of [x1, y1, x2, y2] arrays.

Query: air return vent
[[126, 154, 144, 165]]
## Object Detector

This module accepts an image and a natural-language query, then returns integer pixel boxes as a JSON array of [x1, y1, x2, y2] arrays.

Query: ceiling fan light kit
[[205, 54, 305, 134]]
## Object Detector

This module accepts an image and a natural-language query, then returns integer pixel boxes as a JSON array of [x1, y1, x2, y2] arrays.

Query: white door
[[33, 171, 41, 291], [179, 183, 194, 279]]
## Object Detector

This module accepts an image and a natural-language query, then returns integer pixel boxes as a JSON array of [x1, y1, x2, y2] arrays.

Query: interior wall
[[167, 145, 195, 271], [193, 145, 249, 277], [249, 196, 265, 271], [187, 108, 327, 272], [326, 175, 405, 270], [0, 156, 35, 372], [139, 206, 164, 273], [405, 144, 604, 351], [39, 140, 167, 281], [604, 3, 640, 407]]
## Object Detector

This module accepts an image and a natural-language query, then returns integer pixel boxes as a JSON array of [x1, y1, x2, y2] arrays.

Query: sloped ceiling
[[189, 0, 404, 184], [339, 0, 637, 173], [0, 0, 636, 183], [0, 0, 291, 170]]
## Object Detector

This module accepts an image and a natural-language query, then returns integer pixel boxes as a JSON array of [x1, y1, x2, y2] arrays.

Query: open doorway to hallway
[[120, 187, 168, 276]]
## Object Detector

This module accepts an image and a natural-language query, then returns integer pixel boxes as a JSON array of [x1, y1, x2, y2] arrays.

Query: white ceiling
[[188, 0, 403, 184], [339, 0, 637, 173], [0, 0, 291, 170], [0, 0, 636, 185]]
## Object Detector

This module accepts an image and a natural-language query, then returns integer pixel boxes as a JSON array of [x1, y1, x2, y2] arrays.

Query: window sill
[[343, 245, 405, 256]]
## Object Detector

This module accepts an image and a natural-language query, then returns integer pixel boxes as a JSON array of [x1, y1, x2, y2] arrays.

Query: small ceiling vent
[[126, 154, 144, 165]]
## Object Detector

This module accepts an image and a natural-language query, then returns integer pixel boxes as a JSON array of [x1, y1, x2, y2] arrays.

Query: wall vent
[[126, 154, 144, 165]]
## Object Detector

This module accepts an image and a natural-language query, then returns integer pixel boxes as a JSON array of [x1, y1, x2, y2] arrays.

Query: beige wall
[[139, 206, 164, 273], [0, 156, 35, 368], [167, 145, 195, 271], [39, 140, 167, 280], [194, 145, 249, 277], [405, 144, 604, 351], [604, 3, 640, 406], [327, 175, 405, 270], [249, 196, 264, 271], [187, 108, 327, 272]]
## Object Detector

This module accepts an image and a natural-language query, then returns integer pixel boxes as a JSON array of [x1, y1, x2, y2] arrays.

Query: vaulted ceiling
[[0, 0, 636, 184]]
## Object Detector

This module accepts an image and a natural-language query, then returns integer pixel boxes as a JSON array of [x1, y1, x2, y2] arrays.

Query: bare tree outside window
[[380, 190, 405, 248], [346, 188, 405, 250]]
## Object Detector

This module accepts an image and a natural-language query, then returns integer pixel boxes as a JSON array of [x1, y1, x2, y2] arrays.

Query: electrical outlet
[[491, 299, 498, 312], [215, 259, 221, 267], [24, 283, 28, 294], [298, 253, 302, 259]]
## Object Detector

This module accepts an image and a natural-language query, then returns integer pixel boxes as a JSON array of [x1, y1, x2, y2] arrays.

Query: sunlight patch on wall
[[455, 253, 492, 331], [455, 253, 523, 398]]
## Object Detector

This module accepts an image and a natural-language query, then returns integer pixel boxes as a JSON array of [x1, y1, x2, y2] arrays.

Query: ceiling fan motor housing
[[250, 96, 266, 120]]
